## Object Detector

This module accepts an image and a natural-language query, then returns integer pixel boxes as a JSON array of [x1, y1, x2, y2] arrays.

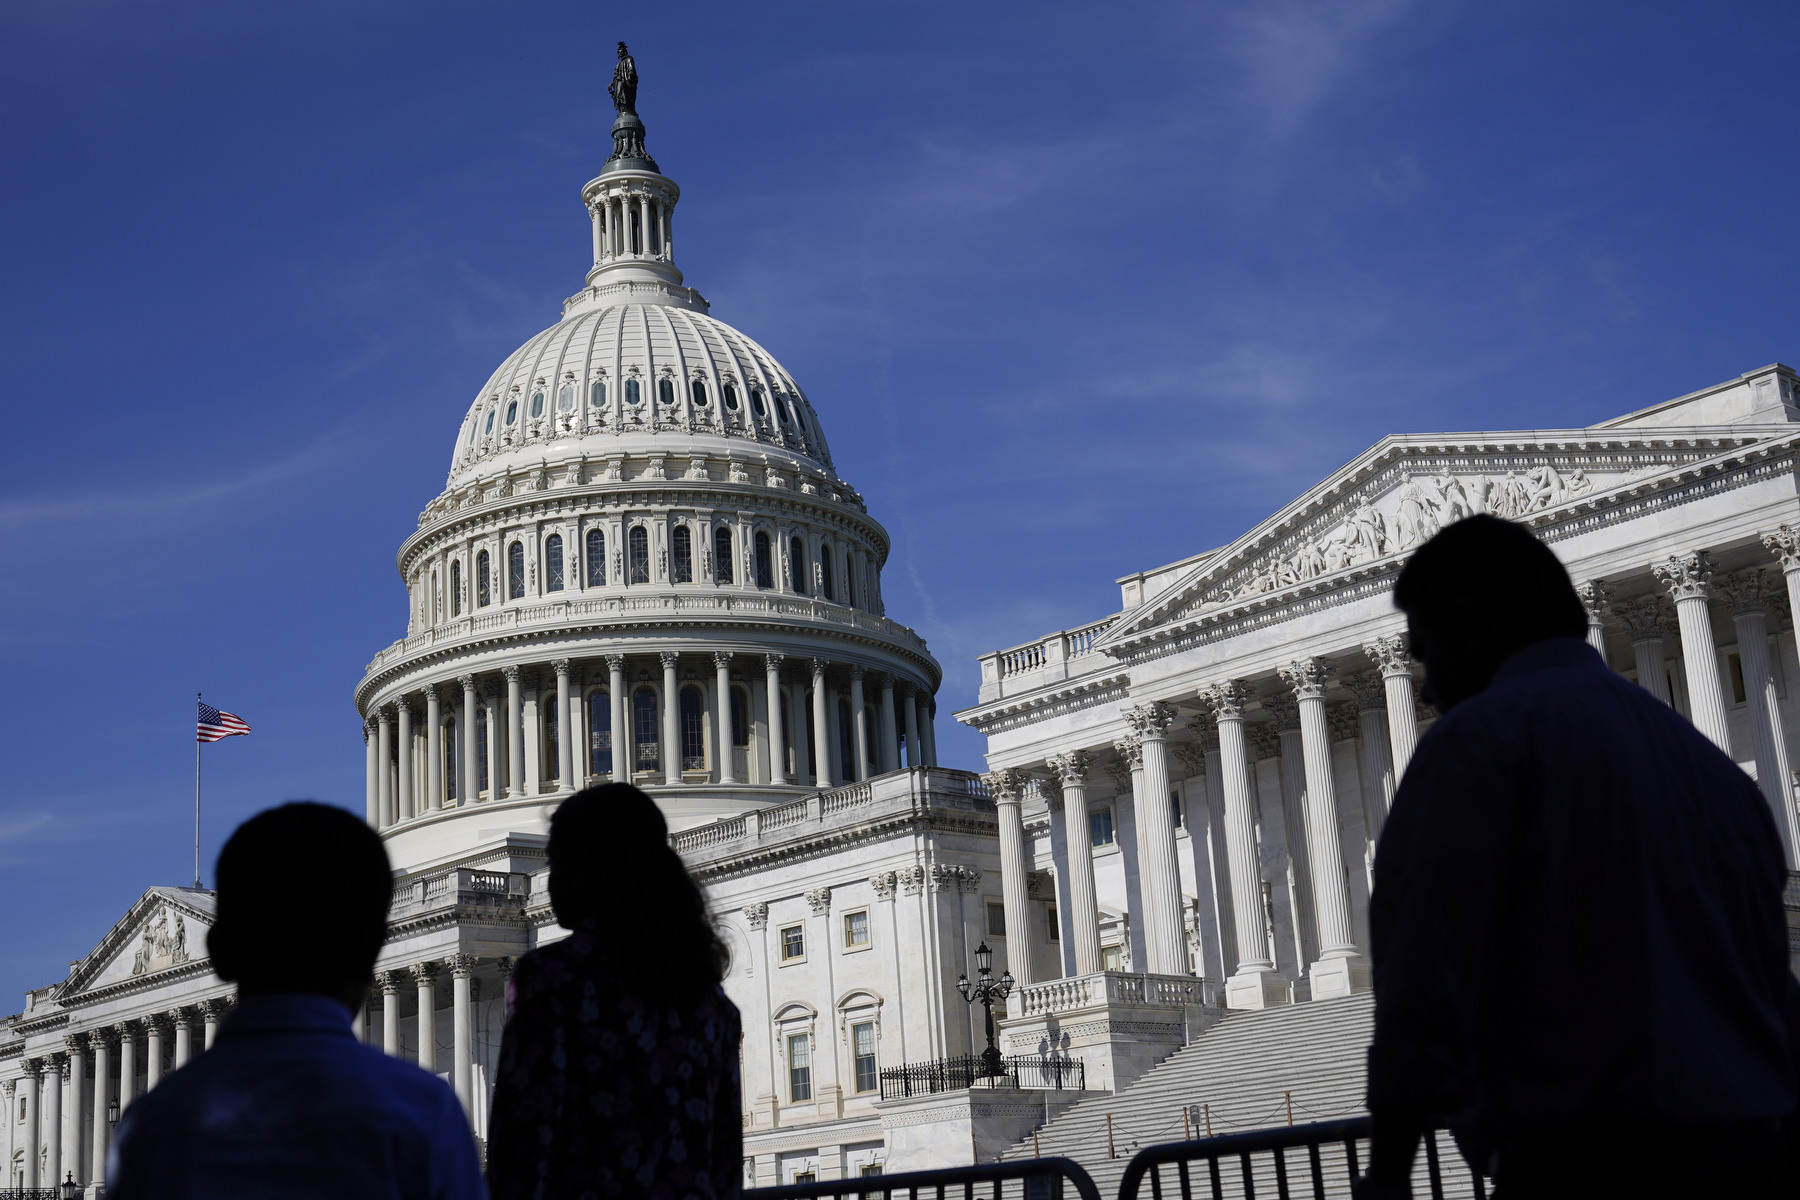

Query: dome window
[[585, 529, 605, 586], [588, 688, 612, 776], [625, 379, 642, 405], [476, 550, 492, 607], [820, 544, 835, 602], [691, 380, 709, 406], [628, 526, 650, 584], [450, 560, 463, 616], [658, 379, 675, 405], [754, 531, 774, 589], [546, 534, 565, 592], [789, 536, 808, 596], [484, 410, 496, 435], [590, 380, 606, 406], [723, 385, 740, 411], [680, 686, 706, 771], [557, 384, 575, 412], [714, 526, 734, 583], [672, 525, 693, 584], [530, 391, 545, 419], [505, 400, 519, 426], [750, 389, 767, 417], [776, 396, 793, 423], [508, 541, 526, 599], [633, 687, 659, 773]]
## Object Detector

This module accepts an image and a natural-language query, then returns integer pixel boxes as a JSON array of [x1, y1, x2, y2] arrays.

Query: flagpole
[[195, 690, 203, 889]]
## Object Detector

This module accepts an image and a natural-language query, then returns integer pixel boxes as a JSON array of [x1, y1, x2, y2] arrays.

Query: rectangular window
[[1172, 790, 1184, 829], [986, 901, 1006, 938], [1089, 808, 1115, 847], [1101, 945, 1123, 971], [1046, 904, 1060, 942], [787, 1033, 812, 1102], [781, 925, 805, 961], [794, 1172, 816, 1184], [1730, 652, 1747, 704], [843, 910, 869, 949], [852, 1021, 878, 1093], [862, 1164, 885, 1200]]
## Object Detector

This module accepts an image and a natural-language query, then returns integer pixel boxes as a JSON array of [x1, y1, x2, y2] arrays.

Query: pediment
[[63, 887, 215, 997], [1096, 426, 1787, 653]]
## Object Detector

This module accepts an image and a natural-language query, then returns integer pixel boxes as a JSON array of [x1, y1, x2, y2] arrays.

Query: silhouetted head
[[1392, 514, 1587, 711], [208, 802, 391, 1012], [548, 784, 725, 1003]]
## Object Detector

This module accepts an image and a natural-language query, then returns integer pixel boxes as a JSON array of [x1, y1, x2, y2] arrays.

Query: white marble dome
[[447, 302, 832, 491]]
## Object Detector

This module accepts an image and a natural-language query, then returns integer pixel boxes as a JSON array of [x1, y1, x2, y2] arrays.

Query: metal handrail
[[745, 1156, 1102, 1200], [1117, 1117, 1488, 1200]]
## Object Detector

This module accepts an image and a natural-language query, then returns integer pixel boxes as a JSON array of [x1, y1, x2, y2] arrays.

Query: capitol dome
[[355, 71, 943, 869]]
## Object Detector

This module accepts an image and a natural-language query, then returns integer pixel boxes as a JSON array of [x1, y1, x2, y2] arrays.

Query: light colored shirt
[[108, 991, 486, 1200], [1367, 637, 1799, 1147]]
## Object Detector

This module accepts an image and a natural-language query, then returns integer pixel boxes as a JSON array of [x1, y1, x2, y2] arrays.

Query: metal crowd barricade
[[746, 1157, 1103, 1200], [1116, 1117, 1489, 1200]]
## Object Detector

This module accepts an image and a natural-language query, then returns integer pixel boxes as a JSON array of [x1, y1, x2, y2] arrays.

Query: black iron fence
[[746, 1156, 1102, 1200], [879, 1054, 1087, 1100], [1117, 1116, 1488, 1200]]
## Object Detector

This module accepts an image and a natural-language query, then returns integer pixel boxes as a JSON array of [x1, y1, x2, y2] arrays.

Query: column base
[[1225, 967, 1294, 1011], [1308, 953, 1372, 1000]]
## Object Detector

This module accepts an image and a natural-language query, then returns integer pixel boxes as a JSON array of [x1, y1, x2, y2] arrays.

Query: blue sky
[[2, 0, 1796, 1003]]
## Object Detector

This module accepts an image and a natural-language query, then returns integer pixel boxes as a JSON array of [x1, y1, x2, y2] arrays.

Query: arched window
[[838, 699, 855, 782], [590, 379, 606, 407], [723, 384, 740, 411], [586, 529, 606, 586], [477, 550, 491, 607], [755, 532, 773, 589], [444, 715, 460, 801], [776, 395, 793, 423], [625, 378, 641, 405], [589, 691, 612, 776], [691, 380, 708, 406], [658, 378, 675, 405], [508, 541, 525, 599], [529, 390, 545, 419], [846, 553, 857, 610], [750, 388, 767, 417], [672, 525, 693, 583], [450, 560, 463, 616], [820, 544, 835, 602], [789, 537, 808, 595], [629, 526, 650, 584], [557, 383, 574, 412], [731, 686, 750, 748], [505, 399, 518, 425], [633, 687, 659, 773], [543, 695, 559, 783], [680, 686, 706, 771], [545, 534, 564, 592], [714, 526, 734, 583], [484, 409, 496, 434]]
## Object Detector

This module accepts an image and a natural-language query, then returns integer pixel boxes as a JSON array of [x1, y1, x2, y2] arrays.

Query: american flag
[[197, 702, 252, 743]]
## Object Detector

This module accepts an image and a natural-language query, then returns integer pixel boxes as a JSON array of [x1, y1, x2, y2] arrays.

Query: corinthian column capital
[[982, 768, 1027, 804], [1112, 734, 1144, 771], [1363, 634, 1412, 679], [1125, 701, 1176, 739], [1652, 551, 1715, 602], [1046, 750, 1090, 787], [1278, 658, 1330, 701], [1574, 579, 1612, 621], [1202, 679, 1254, 719], [1762, 525, 1800, 572]]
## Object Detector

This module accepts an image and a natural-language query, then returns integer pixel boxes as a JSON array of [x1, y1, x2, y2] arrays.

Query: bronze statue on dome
[[609, 42, 638, 115]]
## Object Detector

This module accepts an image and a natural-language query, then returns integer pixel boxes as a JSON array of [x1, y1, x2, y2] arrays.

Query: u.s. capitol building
[[7, 61, 1800, 1194]]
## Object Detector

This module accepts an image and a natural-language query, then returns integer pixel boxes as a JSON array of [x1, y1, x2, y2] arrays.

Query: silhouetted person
[[109, 802, 485, 1200], [1354, 515, 1798, 1199], [486, 784, 742, 1199]]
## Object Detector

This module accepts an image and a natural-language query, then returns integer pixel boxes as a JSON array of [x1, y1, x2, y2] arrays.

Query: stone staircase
[[1002, 994, 1377, 1196]]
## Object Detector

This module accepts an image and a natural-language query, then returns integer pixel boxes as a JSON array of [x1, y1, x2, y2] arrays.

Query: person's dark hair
[[208, 802, 391, 1001], [548, 784, 726, 1003]]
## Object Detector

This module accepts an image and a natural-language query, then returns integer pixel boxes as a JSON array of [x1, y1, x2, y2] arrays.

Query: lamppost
[[956, 941, 1014, 1080], [61, 1171, 81, 1200]]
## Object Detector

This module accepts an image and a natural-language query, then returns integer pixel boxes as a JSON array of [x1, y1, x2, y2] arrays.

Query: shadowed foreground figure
[[486, 784, 742, 1200], [108, 802, 485, 1200], [1355, 516, 1800, 1199]]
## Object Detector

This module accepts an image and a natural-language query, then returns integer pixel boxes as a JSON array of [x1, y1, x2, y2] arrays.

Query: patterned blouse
[[486, 924, 743, 1200]]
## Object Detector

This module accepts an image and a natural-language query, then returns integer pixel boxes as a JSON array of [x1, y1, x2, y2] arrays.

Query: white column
[[21, 1061, 40, 1188], [879, 675, 899, 775], [460, 674, 479, 804], [1203, 684, 1289, 1008], [379, 972, 401, 1056], [376, 710, 393, 829], [902, 685, 921, 768], [412, 964, 438, 1073], [91, 1033, 110, 1178], [1279, 658, 1371, 999], [202, 1000, 221, 1050], [985, 769, 1037, 984], [765, 654, 788, 784], [1724, 570, 1800, 864], [554, 659, 575, 791], [42, 1056, 61, 1190], [173, 1012, 193, 1068], [1266, 696, 1317, 967], [363, 718, 378, 827], [1654, 552, 1731, 751], [1348, 673, 1396, 824], [569, 679, 587, 790], [1576, 580, 1613, 663], [1047, 751, 1102, 975], [715, 652, 738, 784], [424, 685, 443, 812], [144, 1021, 163, 1091], [483, 686, 502, 799], [1125, 702, 1187, 975], [922, 700, 938, 766], [117, 1022, 135, 1111], [504, 666, 525, 797], [62, 1042, 82, 1186], [609, 655, 629, 783], [450, 956, 473, 1115], [1618, 598, 1673, 704], [589, 201, 603, 265], [849, 666, 869, 781], [1364, 636, 1420, 780], [395, 697, 414, 821], [1762, 526, 1800, 656], [661, 651, 682, 784], [811, 659, 833, 788]]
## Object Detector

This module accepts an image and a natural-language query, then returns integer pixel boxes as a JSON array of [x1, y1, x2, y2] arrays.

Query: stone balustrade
[[1011, 970, 1217, 1019], [978, 616, 1119, 701]]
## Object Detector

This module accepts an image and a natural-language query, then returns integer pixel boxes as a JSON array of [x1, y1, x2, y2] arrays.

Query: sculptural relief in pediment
[[130, 907, 192, 976], [83, 901, 206, 991]]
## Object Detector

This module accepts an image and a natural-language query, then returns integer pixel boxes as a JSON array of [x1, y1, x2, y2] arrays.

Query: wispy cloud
[[1225, 0, 1414, 135]]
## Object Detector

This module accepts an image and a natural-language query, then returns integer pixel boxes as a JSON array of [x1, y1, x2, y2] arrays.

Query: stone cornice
[[956, 673, 1130, 737], [690, 805, 999, 885]]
